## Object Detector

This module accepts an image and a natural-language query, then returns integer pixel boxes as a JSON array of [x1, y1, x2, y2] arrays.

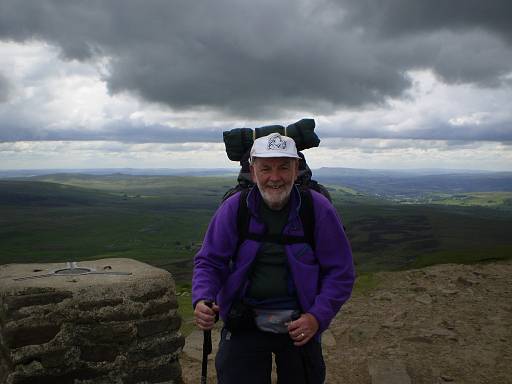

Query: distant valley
[[314, 167, 512, 203], [1, 168, 511, 287]]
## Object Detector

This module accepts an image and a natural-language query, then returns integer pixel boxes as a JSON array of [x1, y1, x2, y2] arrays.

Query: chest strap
[[237, 187, 316, 249]]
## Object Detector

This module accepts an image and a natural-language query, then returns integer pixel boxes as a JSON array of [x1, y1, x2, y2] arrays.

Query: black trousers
[[215, 327, 325, 384]]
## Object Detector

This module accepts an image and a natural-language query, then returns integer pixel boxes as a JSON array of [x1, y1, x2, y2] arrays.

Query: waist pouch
[[225, 301, 256, 331], [254, 308, 301, 334]]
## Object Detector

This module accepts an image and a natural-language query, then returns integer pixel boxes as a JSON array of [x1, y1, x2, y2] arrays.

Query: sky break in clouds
[[0, 0, 511, 170]]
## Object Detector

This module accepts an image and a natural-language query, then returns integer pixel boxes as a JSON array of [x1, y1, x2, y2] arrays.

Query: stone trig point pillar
[[0, 258, 184, 384]]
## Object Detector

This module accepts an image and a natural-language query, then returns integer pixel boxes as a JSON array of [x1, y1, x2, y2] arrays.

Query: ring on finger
[[300, 332, 305, 338]]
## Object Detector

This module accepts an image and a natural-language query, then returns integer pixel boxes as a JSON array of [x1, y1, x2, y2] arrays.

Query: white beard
[[258, 182, 293, 210]]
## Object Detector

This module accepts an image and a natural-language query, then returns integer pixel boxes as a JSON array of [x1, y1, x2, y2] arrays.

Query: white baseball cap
[[249, 133, 300, 162]]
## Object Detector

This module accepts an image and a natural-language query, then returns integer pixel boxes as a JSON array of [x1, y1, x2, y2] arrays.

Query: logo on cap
[[267, 134, 287, 151]]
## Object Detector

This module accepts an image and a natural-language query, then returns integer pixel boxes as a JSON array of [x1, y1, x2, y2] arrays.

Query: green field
[[2, 174, 512, 279], [423, 191, 512, 208], [0, 174, 512, 324], [338, 199, 512, 272], [0, 176, 232, 282], [2, 174, 512, 329]]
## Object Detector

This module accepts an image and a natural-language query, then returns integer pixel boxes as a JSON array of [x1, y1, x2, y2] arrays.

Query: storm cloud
[[0, 0, 511, 172], [1, 0, 511, 117], [342, 0, 512, 43], [0, 71, 11, 103]]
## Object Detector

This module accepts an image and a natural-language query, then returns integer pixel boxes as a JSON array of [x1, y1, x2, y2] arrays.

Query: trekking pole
[[201, 301, 214, 384], [292, 313, 310, 384]]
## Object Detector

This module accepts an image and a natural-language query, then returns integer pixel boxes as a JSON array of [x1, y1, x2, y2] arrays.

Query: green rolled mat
[[285, 119, 320, 151], [222, 128, 253, 161], [223, 118, 319, 161], [254, 125, 286, 139]]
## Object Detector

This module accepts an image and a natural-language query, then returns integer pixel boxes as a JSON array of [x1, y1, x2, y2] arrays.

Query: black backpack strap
[[298, 188, 316, 250], [236, 188, 251, 248]]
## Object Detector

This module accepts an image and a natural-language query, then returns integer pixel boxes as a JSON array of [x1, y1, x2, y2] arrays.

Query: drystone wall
[[0, 258, 184, 384]]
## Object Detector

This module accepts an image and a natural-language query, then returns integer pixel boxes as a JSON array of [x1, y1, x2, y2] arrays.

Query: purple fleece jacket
[[192, 186, 355, 335]]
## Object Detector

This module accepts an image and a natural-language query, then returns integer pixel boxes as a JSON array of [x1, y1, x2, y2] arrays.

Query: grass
[[2, 175, 512, 285], [176, 285, 195, 337], [353, 272, 381, 295], [425, 191, 512, 208], [409, 244, 512, 269], [2, 174, 512, 331]]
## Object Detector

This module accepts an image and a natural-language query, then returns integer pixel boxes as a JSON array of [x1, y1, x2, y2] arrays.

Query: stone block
[[142, 298, 178, 317], [127, 333, 185, 361], [77, 298, 123, 311], [4, 291, 72, 312], [4, 323, 62, 349], [73, 322, 135, 345], [80, 345, 119, 362], [130, 286, 169, 303], [0, 258, 184, 384], [39, 348, 69, 368], [137, 316, 181, 338]]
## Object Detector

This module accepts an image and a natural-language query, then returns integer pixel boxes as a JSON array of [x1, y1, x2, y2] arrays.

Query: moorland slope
[[181, 260, 512, 383]]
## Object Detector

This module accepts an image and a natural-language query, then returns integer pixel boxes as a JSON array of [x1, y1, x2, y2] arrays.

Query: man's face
[[250, 157, 299, 210]]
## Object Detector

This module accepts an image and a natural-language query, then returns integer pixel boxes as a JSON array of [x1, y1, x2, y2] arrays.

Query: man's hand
[[194, 300, 220, 330], [287, 313, 319, 346]]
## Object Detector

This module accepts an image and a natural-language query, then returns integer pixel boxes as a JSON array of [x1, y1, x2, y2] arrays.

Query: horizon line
[[0, 166, 509, 173]]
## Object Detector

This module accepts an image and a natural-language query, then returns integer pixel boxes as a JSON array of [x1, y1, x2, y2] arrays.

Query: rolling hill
[[1, 171, 511, 284]]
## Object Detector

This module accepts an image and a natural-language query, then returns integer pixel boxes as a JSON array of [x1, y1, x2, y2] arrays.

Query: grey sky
[[0, 0, 511, 169]]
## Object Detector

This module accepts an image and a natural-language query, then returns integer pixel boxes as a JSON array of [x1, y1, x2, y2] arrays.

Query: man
[[193, 133, 354, 383]]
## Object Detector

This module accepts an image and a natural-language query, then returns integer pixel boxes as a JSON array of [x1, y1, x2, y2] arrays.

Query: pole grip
[[201, 301, 214, 383]]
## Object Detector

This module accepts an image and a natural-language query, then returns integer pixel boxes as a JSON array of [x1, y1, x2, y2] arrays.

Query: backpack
[[222, 150, 332, 251]]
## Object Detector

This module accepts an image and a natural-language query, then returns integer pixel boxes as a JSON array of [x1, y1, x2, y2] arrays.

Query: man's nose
[[269, 168, 281, 181]]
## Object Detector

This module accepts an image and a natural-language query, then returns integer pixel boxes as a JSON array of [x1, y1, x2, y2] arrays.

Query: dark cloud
[[1, 0, 511, 117], [2, 117, 510, 144], [0, 72, 11, 102], [322, 120, 512, 142], [0, 121, 220, 143], [341, 0, 512, 43], [340, 0, 512, 86]]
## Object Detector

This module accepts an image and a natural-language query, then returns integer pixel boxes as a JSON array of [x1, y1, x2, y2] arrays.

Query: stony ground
[[180, 260, 512, 383]]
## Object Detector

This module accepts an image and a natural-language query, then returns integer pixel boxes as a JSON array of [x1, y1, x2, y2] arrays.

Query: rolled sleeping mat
[[223, 119, 319, 161], [254, 125, 286, 140], [285, 118, 320, 151]]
